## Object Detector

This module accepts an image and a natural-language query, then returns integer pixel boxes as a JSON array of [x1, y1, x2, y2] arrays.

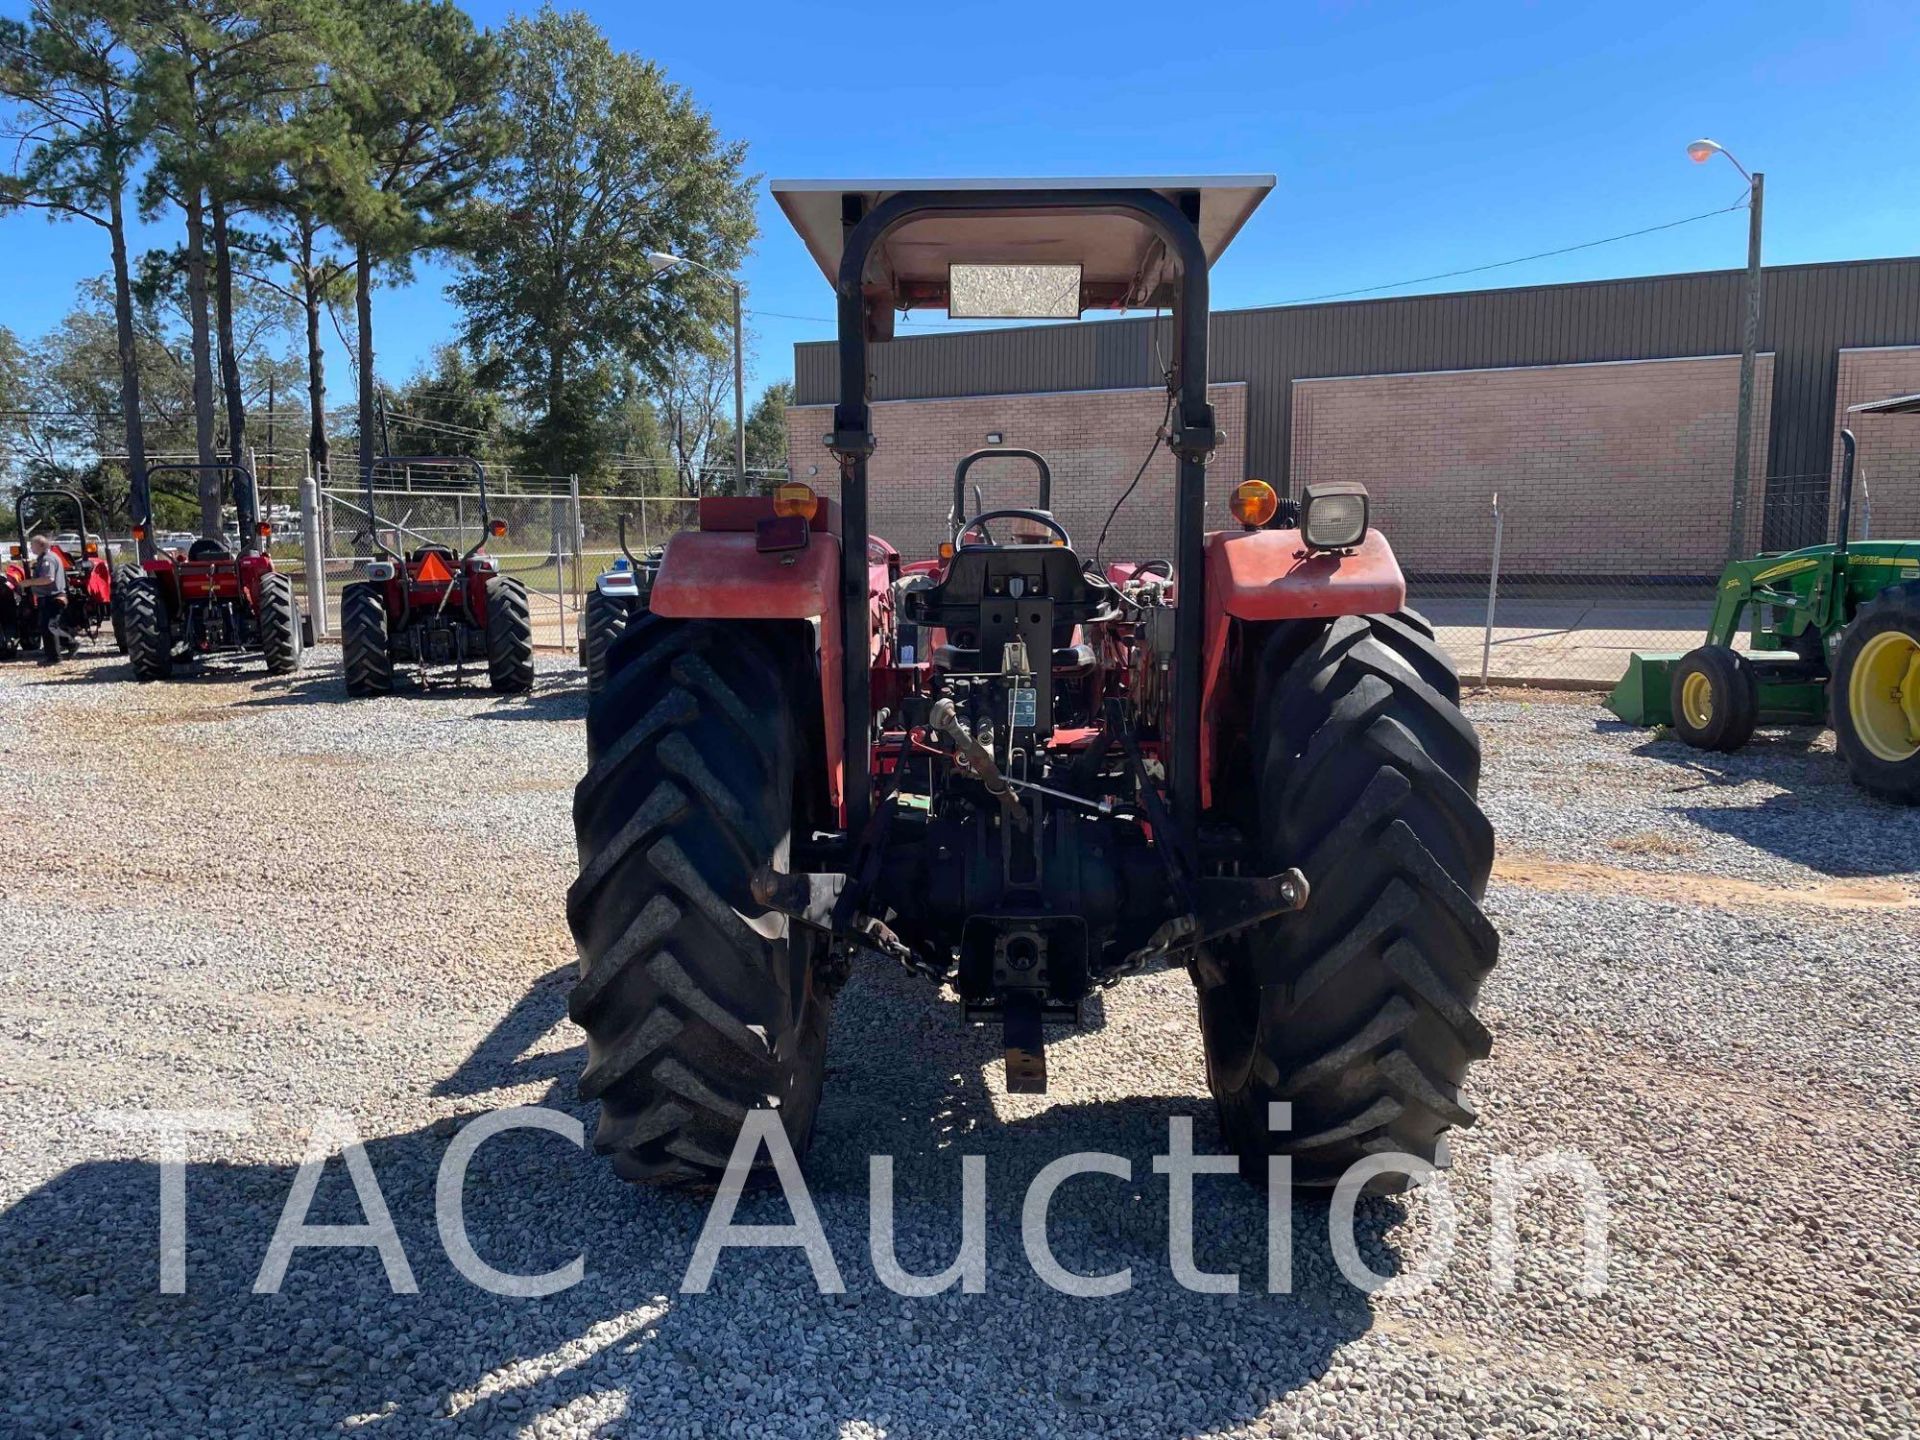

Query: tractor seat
[[187, 538, 232, 561], [410, 544, 457, 565]]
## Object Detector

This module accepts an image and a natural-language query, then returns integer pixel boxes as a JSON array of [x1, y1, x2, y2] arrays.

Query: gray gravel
[[0, 655, 1915, 1438]]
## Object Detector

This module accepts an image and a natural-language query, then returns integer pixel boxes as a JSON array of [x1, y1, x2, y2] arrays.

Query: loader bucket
[[1606, 652, 1680, 726]]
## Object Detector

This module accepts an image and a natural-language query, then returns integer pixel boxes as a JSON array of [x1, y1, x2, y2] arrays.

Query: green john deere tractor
[[1607, 391, 1920, 803]]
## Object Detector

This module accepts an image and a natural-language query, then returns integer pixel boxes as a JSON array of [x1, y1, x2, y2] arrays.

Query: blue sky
[[4, 0, 1918, 404]]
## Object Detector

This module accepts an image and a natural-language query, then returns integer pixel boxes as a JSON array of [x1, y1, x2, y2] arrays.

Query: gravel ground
[[0, 654, 1915, 1438]]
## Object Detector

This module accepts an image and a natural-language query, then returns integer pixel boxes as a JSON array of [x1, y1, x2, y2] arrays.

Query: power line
[[1251, 199, 1751, 308], [751, 198, 1753, 331]]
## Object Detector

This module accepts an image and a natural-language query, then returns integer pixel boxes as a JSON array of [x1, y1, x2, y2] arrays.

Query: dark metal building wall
[[796, 256, 1920, 545]]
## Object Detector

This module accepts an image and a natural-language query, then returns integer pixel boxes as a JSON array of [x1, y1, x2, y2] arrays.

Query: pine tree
[[325, 0, 504, 493], [0, 0, 152, 514], [452, 6, 755, 481]]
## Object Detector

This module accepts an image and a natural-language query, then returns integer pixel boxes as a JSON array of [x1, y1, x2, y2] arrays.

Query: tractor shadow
[[0, 964, 1402, 1438], [228, 665, 584, 721], [1622, 728, 1920, 877]]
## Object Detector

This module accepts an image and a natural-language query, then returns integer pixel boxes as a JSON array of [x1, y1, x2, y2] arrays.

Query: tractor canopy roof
[[771, 176, 1272, 317], [1848, 392, 1920, 416]]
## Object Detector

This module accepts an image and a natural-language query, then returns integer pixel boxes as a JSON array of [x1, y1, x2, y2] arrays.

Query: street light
[[649, 250, 745, 493], [1688, 138, 1764, 559]]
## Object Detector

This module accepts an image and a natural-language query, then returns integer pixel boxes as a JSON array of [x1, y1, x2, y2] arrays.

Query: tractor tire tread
[[341, 582, 393, 696], [257, 571, 302, 675], [568, 615, 829, 1189], [1832, 581, 1920, 803], [122, 575, 172, 682], [485, 575, 536, 693], [1200, 612, 1498, 1186]]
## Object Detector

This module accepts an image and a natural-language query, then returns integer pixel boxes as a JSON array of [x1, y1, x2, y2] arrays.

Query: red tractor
[[567, 178, 1498, 1190], [120, 462, 307, 681], [338, 454, 534, 695], [3, 487, 118, 658]]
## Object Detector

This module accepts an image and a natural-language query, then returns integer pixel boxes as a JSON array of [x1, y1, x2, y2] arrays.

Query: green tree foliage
[[325, 0, 505, 494], [384, 342, 513, 463], [745, 378, 791, 475], [452, 5, 756, 484], [0, 0, 152, 507], [138, 0, 321, 529]]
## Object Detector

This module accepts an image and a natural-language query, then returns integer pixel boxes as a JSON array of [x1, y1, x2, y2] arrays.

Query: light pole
[[649, 251, 746, 493], [1688, 138, 1764, 559]]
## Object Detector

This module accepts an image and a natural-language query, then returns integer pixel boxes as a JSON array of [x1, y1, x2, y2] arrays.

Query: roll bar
[[365, 452, 493, 561], [951, 449, 1053, 542], [13, 486, 101, 561], [828, 187, 1215, 842], [138, 463, 264, 557]]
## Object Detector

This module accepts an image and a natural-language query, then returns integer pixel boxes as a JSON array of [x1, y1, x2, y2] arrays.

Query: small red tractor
[[338, 453, 534, 695], [567, 178, 1498, 1189], [578, 514, 659, 693], [3, 487, 118, 658], [120, 462, 308, 681]]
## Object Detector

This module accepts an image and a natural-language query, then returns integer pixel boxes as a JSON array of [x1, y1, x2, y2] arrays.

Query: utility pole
[[732, 279, 746, 493], [1688, 138, 1764, 559], [1730, 171, 1763, 558]]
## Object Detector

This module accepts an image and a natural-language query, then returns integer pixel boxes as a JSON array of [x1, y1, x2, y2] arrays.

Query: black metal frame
[[828, 187, 1215, 840], [138, 463, 264, 557], [951, 448, 1053, 539], [13, 486, 100, 561], [363, 452, 493, 563]]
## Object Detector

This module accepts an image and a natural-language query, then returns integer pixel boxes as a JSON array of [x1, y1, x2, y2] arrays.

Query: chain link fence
[[255, 457, 1915, 688], [1399, 468, 1900, 687], [292, 483, 698, 649]]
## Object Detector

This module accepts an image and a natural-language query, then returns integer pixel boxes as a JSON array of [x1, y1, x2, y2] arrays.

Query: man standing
[[21, 535, 76, 664]]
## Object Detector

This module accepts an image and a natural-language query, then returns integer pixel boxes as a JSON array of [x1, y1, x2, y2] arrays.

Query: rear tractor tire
[[1832, 582, 1920, 804], [1196, 611, 1499, 1187], [581, 589, 632, 694], [340, 583, 394, 696], [111, 565, 140, 654], [122, 575, 173, 682], [1669, 644, 1759, 753], [485, 575, 535, 694], [567, 616, 831, 1187], [257, 571, 303, 676]]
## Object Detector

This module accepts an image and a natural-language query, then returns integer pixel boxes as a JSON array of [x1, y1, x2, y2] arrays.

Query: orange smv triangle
[[415, 551, 454, 584]]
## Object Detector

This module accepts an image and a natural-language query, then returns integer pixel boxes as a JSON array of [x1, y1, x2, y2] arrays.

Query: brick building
[[788, 257, 1920, 578]]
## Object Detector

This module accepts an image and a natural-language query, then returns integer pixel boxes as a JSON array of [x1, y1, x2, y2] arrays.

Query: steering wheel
[[958, 508, 1073, 549]]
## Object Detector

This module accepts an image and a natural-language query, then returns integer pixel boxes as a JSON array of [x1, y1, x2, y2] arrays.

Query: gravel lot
[[0, 653, 1915, 1438]]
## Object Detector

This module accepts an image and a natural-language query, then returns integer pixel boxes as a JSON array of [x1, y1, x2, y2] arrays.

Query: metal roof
[[1848, 391, 1920, 415], [770, 176, 1273, 311]]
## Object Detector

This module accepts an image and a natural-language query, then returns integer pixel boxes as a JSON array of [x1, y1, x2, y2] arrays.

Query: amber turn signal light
[[488, 518, 508, 538], [773, 482, 819, 521], [1230, 479, 1279, 530]]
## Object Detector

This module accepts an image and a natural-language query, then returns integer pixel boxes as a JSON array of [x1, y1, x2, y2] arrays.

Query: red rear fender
[[1199, 528, 1407, 808], [650, 529, 849, 821]]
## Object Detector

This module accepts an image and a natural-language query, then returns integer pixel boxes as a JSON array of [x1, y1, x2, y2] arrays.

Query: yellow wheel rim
[[1680, 670, 1716, 730], [1849, 629, 1920, 763]]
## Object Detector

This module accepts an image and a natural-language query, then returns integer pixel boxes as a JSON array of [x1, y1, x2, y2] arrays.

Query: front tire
[[567, 616, 831, 1187], [256, 571, 302, 675], [581, 589, 632, 694], [485, 575, 534, 694], [341, 583, 394, 696], [1669, 644, 1758, 752], [122, 576, 173, 682], [1196, 612, 1499, 1186], [1832, 582, 1920, 803]]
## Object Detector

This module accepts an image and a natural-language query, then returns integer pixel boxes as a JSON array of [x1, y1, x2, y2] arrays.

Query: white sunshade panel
[[770, 176, 1274, 310]]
